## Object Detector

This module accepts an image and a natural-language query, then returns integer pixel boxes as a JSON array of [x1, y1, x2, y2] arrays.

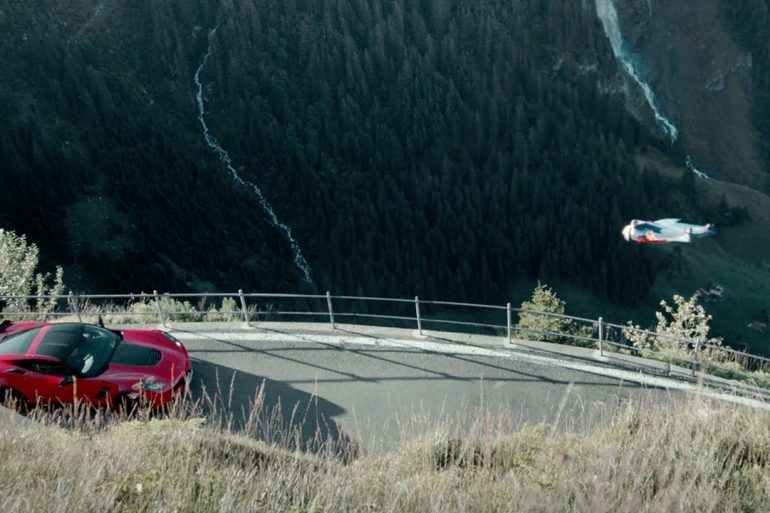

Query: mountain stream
[[194, 29, 314, 284]]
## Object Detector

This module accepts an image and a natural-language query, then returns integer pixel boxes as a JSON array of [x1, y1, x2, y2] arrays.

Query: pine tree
[[516, 282, 571, 342]]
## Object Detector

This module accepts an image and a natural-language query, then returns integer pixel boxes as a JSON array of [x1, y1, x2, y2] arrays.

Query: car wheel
[[173, 369, 193, 395], [112, 393, 140, 416]]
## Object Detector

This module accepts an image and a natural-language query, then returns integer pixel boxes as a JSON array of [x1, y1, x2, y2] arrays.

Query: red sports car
[[0, 320, 192, 410]]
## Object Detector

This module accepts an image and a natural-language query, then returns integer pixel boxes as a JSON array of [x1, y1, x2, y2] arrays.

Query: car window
[[14, 359, 74, 377], [72, 326, 120, 377], [0, 327, 41, 355], [36, 325, 84, 359], [33, 324, 120, 378]]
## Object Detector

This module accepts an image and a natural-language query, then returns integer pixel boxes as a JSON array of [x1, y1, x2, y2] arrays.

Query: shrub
[[516, 282, 594, 347], [623, 294, 722, 360], [746, 369, 770, 389], [68, 296, 244, 324], [207, 297, 239, 322], [0, 228, 65, 315]]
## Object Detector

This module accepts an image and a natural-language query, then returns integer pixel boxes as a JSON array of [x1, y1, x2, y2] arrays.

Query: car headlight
[[133, 379, 168, 392]]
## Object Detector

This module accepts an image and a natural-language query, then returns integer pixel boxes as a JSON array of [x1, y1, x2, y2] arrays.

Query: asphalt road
[[171, 322, 696, 453]]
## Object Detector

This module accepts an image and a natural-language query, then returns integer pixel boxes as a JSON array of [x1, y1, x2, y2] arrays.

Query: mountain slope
[[2, 0, 769, 353], [0, 0, 303, 292], [0, 0, 675, 301], [598, 0, 770, 351], [614, 0, 765, 188]]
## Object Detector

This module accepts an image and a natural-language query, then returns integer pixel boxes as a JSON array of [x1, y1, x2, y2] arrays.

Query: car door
[[11, 359, 109, 405]]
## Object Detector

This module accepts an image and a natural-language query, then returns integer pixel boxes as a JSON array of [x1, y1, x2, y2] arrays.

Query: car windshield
[[0, 327, 42, 355], [35, 324, 121, 378]]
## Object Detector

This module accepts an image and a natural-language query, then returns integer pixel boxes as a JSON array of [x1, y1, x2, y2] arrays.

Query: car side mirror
[[59, 376, 75, 387]]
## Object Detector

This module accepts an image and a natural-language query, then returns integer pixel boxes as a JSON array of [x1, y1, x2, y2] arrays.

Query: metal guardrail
[[2, 291, 770, 388]]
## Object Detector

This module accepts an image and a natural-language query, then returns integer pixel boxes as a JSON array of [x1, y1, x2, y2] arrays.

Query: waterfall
[[686, 156, 710, 179], [194, 29, 314, 285], [594, 0, 678, 142], [594, 0, 710, 179]]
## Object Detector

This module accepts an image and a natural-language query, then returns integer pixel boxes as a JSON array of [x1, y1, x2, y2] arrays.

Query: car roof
[[0, 323, 87, 358], [34, 324, 86, 359], [0, 325, 43, 356]]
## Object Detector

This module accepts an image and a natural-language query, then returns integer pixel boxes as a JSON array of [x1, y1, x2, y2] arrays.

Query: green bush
[[206, 297, 239, 322], [88, 296, 242, 324], [516, 283, 595, 347], [0, 228, 65, 315], [624, 294, 722, 357]]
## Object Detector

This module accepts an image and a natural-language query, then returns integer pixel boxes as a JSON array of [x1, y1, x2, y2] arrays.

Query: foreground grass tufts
[[1, 396, 770, 512]]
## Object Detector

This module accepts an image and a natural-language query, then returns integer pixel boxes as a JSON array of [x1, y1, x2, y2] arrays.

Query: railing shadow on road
[[188, 359, 358, 461], [331, 327, 646, 388], [180, 326, 668, 392], [176, 327, 379, 383], [330, 326, 673, 391]]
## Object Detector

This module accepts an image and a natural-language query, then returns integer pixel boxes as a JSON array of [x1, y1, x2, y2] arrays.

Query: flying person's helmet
[[621, 224, 632, 241]]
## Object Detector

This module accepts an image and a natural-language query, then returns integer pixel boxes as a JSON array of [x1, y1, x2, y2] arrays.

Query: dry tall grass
[[2, 391, 769, 513]]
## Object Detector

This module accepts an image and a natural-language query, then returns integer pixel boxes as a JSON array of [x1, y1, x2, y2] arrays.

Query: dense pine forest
[[0, 0, 720, 308]]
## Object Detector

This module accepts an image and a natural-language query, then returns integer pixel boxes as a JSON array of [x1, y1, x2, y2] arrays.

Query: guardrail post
[[326, 291, 335, 330], [153, 290, 166, 328], [691, 339, 701, 379], [238, 289, 250, 325], [598, 317, 604, 357], [68, 292, 82, 323], [415, 296, 422, 336], [506, 303, 512, 344]]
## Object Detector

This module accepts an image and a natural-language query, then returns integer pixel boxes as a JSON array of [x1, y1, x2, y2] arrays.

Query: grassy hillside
[[2, 396, 770, 512], [621, 149, 770, 353]]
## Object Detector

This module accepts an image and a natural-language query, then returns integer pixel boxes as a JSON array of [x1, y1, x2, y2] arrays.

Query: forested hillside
[[0, 0, 301, 292], [0, 0, 706, 306]]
